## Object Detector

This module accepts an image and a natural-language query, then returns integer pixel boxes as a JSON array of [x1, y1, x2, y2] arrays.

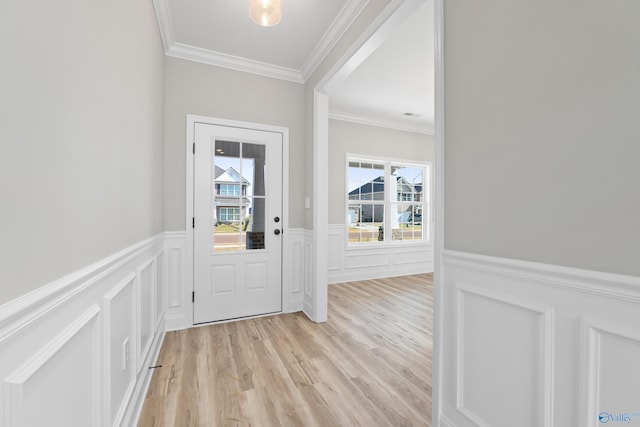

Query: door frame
[[310, 0, 444, 423], [185, 115, 290, 326]]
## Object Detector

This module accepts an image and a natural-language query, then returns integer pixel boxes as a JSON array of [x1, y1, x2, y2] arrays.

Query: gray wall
[[163, 57, 306, 230], [304, 0, 394, 229], [444, 0, 640, 276], [328, 119, 434, 224], [162, 0, 407, 232], [0, 0, 165, 304]]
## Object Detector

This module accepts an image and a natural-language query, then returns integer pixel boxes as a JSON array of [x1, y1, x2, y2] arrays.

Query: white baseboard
[[327, 224, 433, 283], [439, 250, 640, 427], [0, 233, 166, 427]]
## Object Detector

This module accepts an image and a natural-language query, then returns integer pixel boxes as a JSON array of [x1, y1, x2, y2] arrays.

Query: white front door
[[193, 122, 283, 324]]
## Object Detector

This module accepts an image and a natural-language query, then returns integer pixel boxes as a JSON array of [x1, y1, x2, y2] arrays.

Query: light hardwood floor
[[138, 274, 433, 426]]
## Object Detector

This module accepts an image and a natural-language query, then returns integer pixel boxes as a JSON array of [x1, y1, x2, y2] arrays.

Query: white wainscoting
[[164, 231, 187, 331], [164, 229, 311, 331], [0, 227, 332, 427], [284, 228, 307, 313], [0, 234, 166, 427], [302, 229, 315, 319], [327, 224, 434, 284], [440, 250, 640, 427]]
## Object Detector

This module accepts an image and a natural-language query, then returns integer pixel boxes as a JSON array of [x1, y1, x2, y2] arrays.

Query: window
[[219, 207, 241, 222], [219, 184, 241, 196], [347, 156, 430, 245]]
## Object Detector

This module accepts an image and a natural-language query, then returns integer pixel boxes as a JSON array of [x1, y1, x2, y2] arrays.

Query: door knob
[[274, 216, 280, 223], [274, 229, 281, 235]]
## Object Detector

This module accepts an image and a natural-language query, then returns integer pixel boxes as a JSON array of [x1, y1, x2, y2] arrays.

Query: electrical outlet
[[122, 337, 130, 370]]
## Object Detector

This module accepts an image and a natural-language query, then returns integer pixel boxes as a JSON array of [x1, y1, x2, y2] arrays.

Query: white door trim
[[311, 0, 445, 423], [433, 0, 445, 424], [185, 115, 290, 326], [311, 0, 425, 322]]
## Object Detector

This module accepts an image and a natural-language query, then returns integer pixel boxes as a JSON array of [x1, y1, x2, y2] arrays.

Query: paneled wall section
[[0, 235, 166, 427], [440, 250, 640, 427], [163, 229, 311, 331], [0, 228, 431, 427], [328, 224, 434, 284]]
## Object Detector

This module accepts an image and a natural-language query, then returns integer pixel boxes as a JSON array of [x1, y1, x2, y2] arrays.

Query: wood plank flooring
[[137, 274, 433, 426]]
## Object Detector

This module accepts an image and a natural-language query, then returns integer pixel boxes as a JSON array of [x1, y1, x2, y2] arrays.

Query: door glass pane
[[213, 140, 243, 252], [244, 144, 266, 196], [243, 143, 265, 250], [246, 197, 265, 250], [212, 140, 267, 252], [214, 204, 242, 252]]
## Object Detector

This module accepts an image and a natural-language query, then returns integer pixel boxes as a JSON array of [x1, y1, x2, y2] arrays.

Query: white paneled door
[[193, 123, 283, 324]]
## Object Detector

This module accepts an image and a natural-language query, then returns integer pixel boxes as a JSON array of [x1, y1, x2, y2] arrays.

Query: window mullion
[[384, 162, 391, 242], [347, 155, 428, 245]]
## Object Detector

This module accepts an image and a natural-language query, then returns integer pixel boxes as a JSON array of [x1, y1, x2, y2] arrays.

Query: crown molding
[[167, 43, 305, 84], [152, 0, 370, 84], [154, 0, 303, 82], [329, 110, 435, 135], [152, 0, 175, 53], [300, 0, 371, 82]]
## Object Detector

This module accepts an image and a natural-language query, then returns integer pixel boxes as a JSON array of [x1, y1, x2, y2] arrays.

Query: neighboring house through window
[[219, 207, 241, 222], [347, 156, 430, 245], [219, 184, 241, 196], [214, 165, 250, 224]]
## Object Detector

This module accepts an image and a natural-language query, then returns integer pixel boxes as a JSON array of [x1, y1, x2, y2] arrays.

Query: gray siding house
[[214, 165, 250, 225]]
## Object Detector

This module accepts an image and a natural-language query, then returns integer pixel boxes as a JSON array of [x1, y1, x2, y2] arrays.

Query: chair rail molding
[[440, 249, 640, 427], [0, 233, 166, 427]]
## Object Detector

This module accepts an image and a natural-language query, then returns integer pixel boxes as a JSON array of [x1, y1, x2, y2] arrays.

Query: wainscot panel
[[302, 229, 314, 319], [328, 224, 433, 284], [103, 274, 135, 426], [284, 229, 306, 313], [164, 231, 187, 331], [440, 250, 640, 427], [165, 229, 308, 331], [581, 317, 640, 427], [0, 234, 166, 427]]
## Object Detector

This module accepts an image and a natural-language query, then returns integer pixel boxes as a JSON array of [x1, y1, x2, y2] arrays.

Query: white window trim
[[345, 153, 432, 249], [220, 207, 241, 222], [220, 184, 241, 196]]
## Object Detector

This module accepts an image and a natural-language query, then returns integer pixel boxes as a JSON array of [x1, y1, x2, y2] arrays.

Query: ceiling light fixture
[[249, 0, 281, 27]]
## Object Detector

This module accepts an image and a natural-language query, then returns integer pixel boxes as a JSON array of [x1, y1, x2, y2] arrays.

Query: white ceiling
[[153, 0, 434, 133], [327, 2, 434, 133]]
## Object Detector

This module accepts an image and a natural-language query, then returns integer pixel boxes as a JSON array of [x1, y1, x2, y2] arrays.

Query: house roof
[[349, 176, 384, 196], [348, 176, 421, 196], [215, 166, 250, 185]]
